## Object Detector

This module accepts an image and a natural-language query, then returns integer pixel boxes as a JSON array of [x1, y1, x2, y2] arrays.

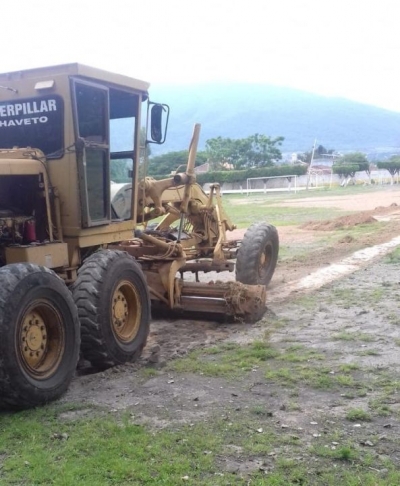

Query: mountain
[[148, 83, 400, 157]]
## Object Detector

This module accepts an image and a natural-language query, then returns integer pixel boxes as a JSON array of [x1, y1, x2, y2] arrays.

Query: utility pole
[[306, 139, 317, 191]]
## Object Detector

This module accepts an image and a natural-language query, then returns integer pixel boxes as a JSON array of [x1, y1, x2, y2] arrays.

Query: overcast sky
[[3, 0, 400, 111]]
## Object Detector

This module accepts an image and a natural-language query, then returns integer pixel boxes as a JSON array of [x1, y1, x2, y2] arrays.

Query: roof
[[194, 162, 210, 173], [0, 63, 150, 93]]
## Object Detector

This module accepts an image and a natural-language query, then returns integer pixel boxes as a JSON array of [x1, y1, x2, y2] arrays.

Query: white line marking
[[269, 235, 400, 302]]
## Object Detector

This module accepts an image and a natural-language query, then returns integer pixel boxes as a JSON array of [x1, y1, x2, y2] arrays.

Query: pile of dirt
[[302, 213, 377, 231], [302, 203, 400, 232]]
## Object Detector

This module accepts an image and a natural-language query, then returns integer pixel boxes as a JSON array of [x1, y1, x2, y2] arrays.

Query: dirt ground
[[269, 186, 400, 211], [63, 186, 400, 478]]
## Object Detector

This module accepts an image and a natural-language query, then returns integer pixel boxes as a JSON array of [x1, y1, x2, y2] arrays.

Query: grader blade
[[180, 281, 266, 321]]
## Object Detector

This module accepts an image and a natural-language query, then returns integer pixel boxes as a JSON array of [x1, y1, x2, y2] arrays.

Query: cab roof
[[0, 63, 150, 93]]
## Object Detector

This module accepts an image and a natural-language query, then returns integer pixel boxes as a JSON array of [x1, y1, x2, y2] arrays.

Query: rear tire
[[236, 223, 279, 287], [0, 264, 80, 409], [72, 250, 150, 369]]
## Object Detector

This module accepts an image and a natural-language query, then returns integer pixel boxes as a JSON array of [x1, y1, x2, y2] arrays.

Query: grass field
[[221, 188, 345, 228]]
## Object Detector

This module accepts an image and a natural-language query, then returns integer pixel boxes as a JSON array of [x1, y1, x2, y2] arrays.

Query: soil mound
[[302, 213, 377, 231], [302, 203, 400, 231]]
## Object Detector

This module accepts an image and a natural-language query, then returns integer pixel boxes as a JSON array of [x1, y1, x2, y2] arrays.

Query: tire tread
[[236, 223, 279, 286], [72, 250, 149, 368], [0, 264, 80, 409]]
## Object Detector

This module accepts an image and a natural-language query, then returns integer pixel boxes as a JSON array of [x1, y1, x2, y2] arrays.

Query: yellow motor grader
[[0, 63, 279, 408]]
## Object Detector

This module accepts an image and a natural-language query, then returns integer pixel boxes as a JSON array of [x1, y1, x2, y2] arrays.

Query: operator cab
[[0, 64, 169, 234]]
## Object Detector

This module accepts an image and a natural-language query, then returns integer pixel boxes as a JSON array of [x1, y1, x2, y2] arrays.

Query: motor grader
[[0, 63, 279, 408]]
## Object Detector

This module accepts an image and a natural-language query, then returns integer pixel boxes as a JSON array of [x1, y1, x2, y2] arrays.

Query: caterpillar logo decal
[[0, 95, 64, 157], [0, 99, 58, 127]]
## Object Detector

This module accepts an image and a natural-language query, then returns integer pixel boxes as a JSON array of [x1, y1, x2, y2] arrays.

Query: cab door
[[71, 79, 111, 227]]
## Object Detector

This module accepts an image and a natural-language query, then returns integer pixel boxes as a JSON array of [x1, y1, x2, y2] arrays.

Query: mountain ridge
[[148, 83, 400, 157]]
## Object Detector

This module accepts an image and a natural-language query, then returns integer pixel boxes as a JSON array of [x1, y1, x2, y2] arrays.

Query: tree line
[[331, 152, 400, 184], [147, 133, 285, 179], [111, 131, 400, 185]]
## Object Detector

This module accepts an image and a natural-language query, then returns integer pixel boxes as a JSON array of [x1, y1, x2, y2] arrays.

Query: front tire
[[72, 250, 150, 369], [0, 264, 80, 409], [236, 223, 279, 287]]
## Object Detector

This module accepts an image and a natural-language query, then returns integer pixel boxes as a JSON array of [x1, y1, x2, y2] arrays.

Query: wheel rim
[[19, 301, 65, 380], [111, 280, 142, 343], [258, 243, 273, 279]]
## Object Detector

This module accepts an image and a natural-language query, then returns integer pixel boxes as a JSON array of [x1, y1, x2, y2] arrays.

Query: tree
[[111, 159, 131, 182], [205, 134, 284, 170], [147, 150, 207, 178], [332, 152, 369, 184], [247, 134, 284, 167], [340, 152, 369, 169], [298, 144, 335, 163], [316, 145, 335, 157], [196, 164, 307, 185], [377, 156, 400, 185], [205, 137, 239, 170], [140, 126, 151, 160], [332, 162, 359, 180]]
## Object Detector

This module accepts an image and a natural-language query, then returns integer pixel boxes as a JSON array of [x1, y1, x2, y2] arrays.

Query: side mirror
[[147, 102, 169, 145], [151, 104, 163, 142]]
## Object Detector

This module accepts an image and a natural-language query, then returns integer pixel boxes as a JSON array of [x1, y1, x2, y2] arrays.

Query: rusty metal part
[[111, 280, 142, 343], [135, 182, 236, 257], [139, 233, 184, 258], [19, 300, 65, 379], [145, 270, 170, 304], [179, 280, 266, 320], [54, 188, 63, 241], [180, 258, 235, 274], [159, 259, 187, 308]]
